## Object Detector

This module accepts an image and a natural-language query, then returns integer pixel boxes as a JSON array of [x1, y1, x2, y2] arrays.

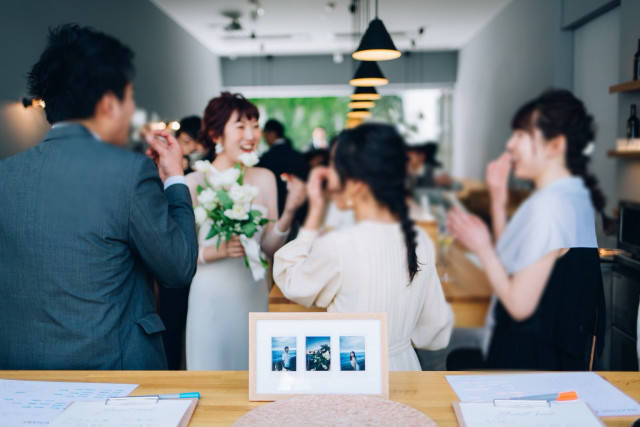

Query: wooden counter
[[2, 370, 638, 426], [269, 243, 493, 328]]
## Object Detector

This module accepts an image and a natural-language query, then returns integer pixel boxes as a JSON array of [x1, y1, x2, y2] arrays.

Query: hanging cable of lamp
[[352, 0, 401, 61]]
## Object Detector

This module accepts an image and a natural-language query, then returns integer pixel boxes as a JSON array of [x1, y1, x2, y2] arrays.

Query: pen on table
[[509, 391, 578, 401], [120, 392, 201, 399]]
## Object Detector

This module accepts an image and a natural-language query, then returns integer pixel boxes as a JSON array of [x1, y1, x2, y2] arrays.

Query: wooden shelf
[[609, 80, 640, 93], [608, 149, 640, 159]]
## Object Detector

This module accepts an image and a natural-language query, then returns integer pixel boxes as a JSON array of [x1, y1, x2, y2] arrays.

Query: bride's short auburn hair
[[200, 92, 259, 149]]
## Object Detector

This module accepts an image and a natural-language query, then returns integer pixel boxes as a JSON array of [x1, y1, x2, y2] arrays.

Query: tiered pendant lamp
[[351, 87, 381, 101], [348, 100, 376, 109], [347, 109, 372, 119], [349, 61, 388, 87], [352, 0, 401, 61]]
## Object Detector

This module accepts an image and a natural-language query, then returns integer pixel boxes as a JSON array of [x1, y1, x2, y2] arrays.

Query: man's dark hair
[[264, 119, 284, 138], [176, 115, 202, 140], [27, 24, 135, 124]]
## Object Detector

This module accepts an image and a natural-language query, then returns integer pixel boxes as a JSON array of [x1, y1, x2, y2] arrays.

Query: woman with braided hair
[[448, 89, 606, 370], [273, 123, 454, 371]]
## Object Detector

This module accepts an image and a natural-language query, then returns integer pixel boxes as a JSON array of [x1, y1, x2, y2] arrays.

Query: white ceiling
[[151, 0, 513, 57]]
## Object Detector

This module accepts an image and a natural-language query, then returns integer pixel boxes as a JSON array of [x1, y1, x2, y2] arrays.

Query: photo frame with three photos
[[248, 312, 388, 401]]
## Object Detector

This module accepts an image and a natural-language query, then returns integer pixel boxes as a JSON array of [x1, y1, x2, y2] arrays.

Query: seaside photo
[[271, 337, 297, 371], [305, 336, 331, 371], [340, 336, 366, 371]]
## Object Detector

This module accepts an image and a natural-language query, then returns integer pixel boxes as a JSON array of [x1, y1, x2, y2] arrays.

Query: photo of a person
[[350, 351, 359, 370], [340, 336, 365, 371], [271, 337, 296, 371], [282, 346, 292, 371], [306, 336, 331, 371]]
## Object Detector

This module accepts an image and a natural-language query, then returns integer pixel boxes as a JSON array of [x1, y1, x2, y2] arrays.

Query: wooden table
[[269, 243, 493, 328], [2, 371, 638, 426]]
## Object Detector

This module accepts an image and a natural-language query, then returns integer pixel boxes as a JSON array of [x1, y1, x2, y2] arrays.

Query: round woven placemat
[[233, 394, 436, 426]]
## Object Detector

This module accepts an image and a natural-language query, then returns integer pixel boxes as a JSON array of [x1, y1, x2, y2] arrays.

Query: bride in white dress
[[185, 93, 305, 370]]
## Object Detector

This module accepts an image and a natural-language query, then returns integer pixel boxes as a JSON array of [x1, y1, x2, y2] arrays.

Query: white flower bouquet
[[192, 152, 270, 276]]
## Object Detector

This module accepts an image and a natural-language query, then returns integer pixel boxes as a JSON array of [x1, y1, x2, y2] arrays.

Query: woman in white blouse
[[273, 123, 454, 371]]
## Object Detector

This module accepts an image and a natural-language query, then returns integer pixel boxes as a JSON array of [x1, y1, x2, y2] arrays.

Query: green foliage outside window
[[250, 95, 407, 152]]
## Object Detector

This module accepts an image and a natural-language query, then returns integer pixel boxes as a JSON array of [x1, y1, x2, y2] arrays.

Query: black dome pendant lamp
[[349, 61, 388, 87], [350, 87, 382, 101], [352, 0, 401, 61]]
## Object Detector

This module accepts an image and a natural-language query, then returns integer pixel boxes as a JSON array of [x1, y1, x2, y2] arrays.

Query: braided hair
[[334, 123, 419, 282], [511, 89, 612, 231]]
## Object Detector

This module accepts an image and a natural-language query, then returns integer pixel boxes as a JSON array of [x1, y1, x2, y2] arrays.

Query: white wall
[[452, 0, 572, 180], [615, 0, 640, 204], [573, 7, 619, 216], [0, 0, 221, 158]]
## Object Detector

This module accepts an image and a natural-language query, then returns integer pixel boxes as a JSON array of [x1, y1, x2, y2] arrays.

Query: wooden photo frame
[[249, 312, 388, 401]]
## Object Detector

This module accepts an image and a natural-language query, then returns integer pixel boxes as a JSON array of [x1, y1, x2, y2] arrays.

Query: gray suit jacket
[[0, 124, 198, 369]]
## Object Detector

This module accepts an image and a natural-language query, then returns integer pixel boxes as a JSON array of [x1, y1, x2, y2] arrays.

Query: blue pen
[[108, 392, 200, 403], [145, 392, 200, 399]]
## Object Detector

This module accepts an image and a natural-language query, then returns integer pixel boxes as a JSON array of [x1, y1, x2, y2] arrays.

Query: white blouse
[[273, 221, 454, 371]]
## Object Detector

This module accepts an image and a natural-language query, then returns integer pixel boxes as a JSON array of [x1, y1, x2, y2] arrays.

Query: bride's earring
[[215, 143, 224, 154], [346, 197, 354, 208]]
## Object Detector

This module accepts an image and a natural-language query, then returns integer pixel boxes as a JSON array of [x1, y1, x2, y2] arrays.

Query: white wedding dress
[[185, 171, 269, 370]]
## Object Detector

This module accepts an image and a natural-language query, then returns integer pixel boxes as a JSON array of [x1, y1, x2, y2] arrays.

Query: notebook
[[453, 400, 605, 427], [48, 398, 197, 427]]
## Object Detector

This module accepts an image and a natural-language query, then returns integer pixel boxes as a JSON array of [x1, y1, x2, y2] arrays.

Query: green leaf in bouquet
[[242, 222, 257, 237], [249, 209, 263, 219], [216, 234, 222, 250], [196, 184, 204, 195], [206, 224, 219, 240], [234, 163, 244, 185], [216, 189, 233, 210]]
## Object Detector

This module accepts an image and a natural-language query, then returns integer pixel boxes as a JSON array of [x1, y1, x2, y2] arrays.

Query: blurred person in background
[[258, 118, 309, 216], [175, 115, 203, 175], [157, 116, 202, 370], [447, 89, 607, 370]]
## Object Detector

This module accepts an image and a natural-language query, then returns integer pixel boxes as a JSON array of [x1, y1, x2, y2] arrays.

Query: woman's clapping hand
[[281, 173, 307, 214], [447, 206, 492, 255]]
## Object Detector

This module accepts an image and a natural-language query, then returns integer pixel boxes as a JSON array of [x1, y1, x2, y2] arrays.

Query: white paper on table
[[0, 379, 137, 426], [49, 399, 194, 427], [454, 401, 605, 427], [446, 372, 640, 417]]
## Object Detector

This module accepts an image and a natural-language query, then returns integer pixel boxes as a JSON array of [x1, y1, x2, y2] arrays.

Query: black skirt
[[487, 248, 605, 370]]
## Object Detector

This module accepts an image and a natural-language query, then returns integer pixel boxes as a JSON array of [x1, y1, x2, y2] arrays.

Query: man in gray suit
[[0, 24, 198, 370]]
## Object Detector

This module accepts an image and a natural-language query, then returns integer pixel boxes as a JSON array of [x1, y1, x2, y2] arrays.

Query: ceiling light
[[22, 97, 45, 108], [350, 87, 381, 101], [348, 101, 375, 109], [352, 0, 401, 61], [349, 61, 388, 87], [347, 109, 372, 119], [345, 117, 363, 128]]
